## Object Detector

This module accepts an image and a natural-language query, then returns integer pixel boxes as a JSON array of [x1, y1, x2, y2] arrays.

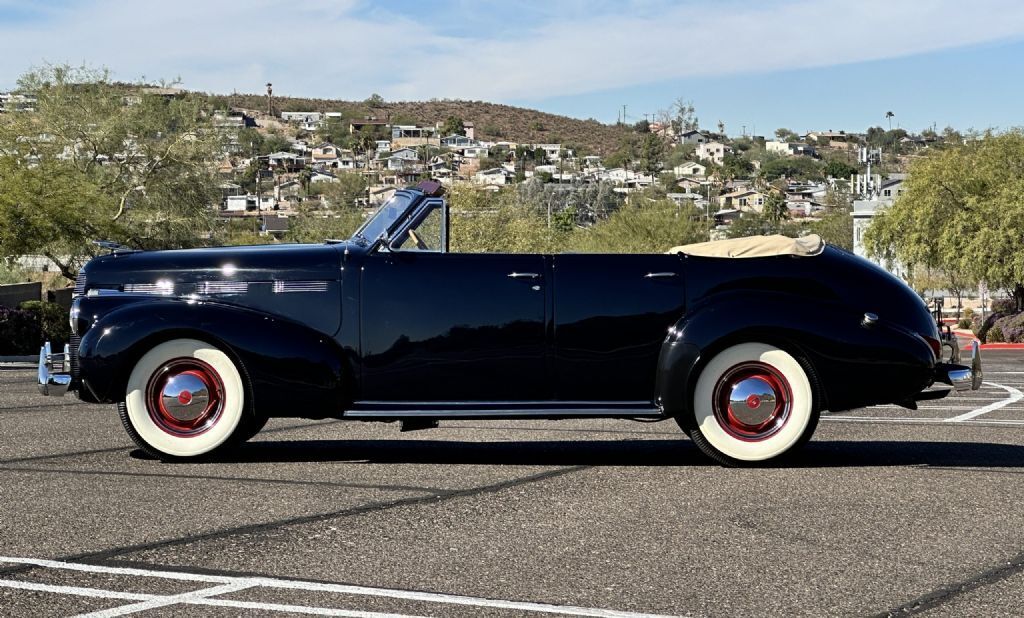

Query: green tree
[[440, 116, 465, 137], [0, 65, 221, 280], [762, 192, 788, 225], [720, 153, 754, 179], [774, 128, 799, 142], [636, 133, 665, 175], [759, 156, 824, 181], [808, 188, 853, 250], [569, 198, 708, 253], [823, 159, 859, 180], [864, 130, 1024, 309]]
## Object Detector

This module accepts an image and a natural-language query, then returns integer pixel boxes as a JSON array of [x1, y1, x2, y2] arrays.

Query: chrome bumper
[[939, 340, 982, 392], [38, 342, 73, 397]]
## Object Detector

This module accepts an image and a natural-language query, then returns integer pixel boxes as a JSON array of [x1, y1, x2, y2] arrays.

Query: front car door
[[358, 200, 548, 402]]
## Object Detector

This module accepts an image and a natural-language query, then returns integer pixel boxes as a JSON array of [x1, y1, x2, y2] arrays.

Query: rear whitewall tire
[[687, 342, 817, 465], [121, 338, 246, 460]]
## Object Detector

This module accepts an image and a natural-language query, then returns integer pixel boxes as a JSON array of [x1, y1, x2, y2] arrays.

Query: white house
[[387, 147, 419, 170], [281, 111, 322, 123], [473, 167, 513, 186], [440, 134, 477, 148], [696, 141, 731, 166], [673, 161, 707, 177]]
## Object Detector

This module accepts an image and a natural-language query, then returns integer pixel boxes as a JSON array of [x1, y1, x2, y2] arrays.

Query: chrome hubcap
[[146, 359, 224, 437], [160, 373, 211, 424], [713, 362, 792, 442]]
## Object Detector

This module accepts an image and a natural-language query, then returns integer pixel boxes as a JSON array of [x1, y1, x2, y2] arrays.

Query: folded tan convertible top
[[667, 234, 824, 258]]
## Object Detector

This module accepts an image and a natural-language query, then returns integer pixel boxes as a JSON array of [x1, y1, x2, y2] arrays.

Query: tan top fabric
[[667, 234, 824, 258]]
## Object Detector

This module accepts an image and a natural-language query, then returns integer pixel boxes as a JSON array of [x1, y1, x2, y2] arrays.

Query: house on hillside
[[441, 134, 476, 148], [879, 177, 905, 199], [678, 129, 708, 146], [267, 151, 304, 171], [696, 141, 731, 166], [310, 170, 338, 183], [718, 188, 768, 212], [387, 147, 419, 170], [806, 130, 855, 150], [260, 215, 289, 238], [473, 167, 514, 186], [281, 111, 322, 123], [673, 161, 707, 177], [767, 140, 818, 157], [310, 143, 342, 167], [349, 119, 388, 134]]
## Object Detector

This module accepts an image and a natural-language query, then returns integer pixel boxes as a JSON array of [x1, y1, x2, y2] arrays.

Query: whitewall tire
[[119, 338, 247, 461], [685, 342, 818, 466]]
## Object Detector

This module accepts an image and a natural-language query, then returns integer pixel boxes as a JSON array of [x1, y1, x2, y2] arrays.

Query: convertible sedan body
[[38, 182, 982, 465]]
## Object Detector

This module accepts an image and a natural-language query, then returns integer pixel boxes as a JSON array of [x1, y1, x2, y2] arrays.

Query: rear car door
[[552, 254, 685, 402]]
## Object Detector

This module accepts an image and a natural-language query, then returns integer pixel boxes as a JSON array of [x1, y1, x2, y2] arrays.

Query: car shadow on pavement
[[133, 438, 1024, 469]]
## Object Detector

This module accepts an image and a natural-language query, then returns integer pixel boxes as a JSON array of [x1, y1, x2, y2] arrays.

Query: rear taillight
[[923, 335, 941, 360]]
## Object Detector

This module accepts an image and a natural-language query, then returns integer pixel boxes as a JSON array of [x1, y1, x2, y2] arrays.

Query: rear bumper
[[37, 342, 72, 397], [935, 340, 983, 393]]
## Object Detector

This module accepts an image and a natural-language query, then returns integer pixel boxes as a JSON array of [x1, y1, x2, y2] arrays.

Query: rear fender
[[77, 298, 347, 418], [655, 291, 934, 417]]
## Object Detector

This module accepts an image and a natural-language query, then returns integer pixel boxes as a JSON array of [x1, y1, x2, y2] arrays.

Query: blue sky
[[2, 0, 1023, 135]]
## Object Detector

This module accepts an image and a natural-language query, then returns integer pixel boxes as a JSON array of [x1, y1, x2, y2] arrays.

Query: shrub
[[958, 318, 972, 329], [993, 312, 1024, 343], [991, 298, 1016, 313], [0, 305, 42, 355], [963, 307, 974, 320], [19, 301, 70, 348], [987, 325, 1004, 343]]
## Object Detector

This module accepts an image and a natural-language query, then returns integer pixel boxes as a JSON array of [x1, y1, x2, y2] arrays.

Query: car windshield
[[352, 193, 414, 245]]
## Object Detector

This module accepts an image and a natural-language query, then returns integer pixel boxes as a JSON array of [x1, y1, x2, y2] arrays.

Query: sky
[[1, 0, 1023, 135]]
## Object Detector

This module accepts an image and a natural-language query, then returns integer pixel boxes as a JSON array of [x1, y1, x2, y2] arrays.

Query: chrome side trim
[[643, 272, 678, 279], [273, 280, 330, 293], [199, 281, 248, 295], [38, 342, 72, 397]]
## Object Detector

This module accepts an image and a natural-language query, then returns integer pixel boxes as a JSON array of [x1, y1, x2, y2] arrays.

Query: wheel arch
[[656, 294, 843, 420], [77, 299, 349, 417]]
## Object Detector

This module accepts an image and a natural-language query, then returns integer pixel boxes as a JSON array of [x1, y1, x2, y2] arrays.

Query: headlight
[[69, 298, 81, 335]]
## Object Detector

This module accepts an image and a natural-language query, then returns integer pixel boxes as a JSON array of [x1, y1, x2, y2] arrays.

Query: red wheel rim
[[711, 361, 792, 442], [145, 358, 224, 437]]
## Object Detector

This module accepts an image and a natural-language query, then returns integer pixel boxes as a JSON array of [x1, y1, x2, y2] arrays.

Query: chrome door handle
[[644, 272, 678, 279], [507, 272, 541, 280]]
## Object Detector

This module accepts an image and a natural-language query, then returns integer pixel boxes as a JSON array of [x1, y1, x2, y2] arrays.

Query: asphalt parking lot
[[2, 349, 1024, 617]]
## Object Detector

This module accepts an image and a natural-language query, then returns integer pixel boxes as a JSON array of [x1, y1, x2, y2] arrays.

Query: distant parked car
[[39, 182, 982, 466]]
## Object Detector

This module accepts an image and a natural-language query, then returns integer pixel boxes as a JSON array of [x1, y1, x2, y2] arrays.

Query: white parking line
[[0, 557, 677, 618], [946, 382, 1024, 422], [75, 582, 254, 618]]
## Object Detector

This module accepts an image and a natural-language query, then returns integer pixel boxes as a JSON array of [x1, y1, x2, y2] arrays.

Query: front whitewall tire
[[690, 342, 815, 464], [123, 338, 245, 459]]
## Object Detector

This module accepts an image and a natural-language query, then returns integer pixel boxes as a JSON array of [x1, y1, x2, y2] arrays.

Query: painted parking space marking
[[946, 382, 1024, 422], [0, 556, 678, 618]]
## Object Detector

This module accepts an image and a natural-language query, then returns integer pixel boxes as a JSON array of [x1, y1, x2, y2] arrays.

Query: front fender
[[77, 298, 347, 418], [655, 291, 935, 417]]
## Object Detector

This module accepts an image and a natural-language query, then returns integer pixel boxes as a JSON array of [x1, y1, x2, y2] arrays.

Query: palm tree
[[885, 111, 895, 131]]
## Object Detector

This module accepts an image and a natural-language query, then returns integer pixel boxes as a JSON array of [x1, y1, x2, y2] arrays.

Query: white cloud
[[2, 0, 1023, 102]]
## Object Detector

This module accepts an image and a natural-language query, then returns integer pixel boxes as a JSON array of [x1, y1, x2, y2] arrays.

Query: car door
[[359, 248, 548, 402], [552, 254, 685, 402]]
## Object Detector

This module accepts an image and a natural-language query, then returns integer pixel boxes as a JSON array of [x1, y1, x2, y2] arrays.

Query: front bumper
[[38, 341, 72, 397], [935, 339, 983, 392]]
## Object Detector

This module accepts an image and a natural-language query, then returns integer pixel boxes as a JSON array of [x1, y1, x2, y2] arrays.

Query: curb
[[0, 356, 35, 363], [952, 329, 1024, 350]]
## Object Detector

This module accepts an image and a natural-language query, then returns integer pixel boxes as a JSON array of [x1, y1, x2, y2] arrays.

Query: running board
[[345, 401, 664, 420]]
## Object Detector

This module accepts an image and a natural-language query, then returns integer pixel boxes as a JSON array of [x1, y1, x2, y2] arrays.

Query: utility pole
[[622, 104, 627, 126]]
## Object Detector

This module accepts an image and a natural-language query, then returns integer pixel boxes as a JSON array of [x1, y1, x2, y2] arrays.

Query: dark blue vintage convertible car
[[38, 182, 981, 465]]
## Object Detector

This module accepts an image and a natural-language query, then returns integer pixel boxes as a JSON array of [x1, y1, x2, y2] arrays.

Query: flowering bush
[[993, 312, 1024, 343]]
